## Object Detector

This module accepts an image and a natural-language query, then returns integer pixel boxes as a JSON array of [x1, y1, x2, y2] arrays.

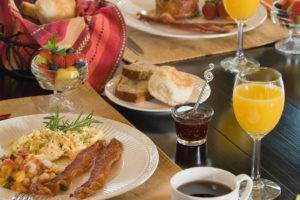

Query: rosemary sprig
[[43, 107, 101, 132]]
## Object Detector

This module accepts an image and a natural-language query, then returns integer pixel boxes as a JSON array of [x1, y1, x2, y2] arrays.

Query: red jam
[[175, 112, 211, 141]]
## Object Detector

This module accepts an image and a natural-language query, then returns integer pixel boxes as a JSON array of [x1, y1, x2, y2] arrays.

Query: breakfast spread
[[20, 0, 76, 24], [0, 109, 124, 199], [115, 63, 195, 106], [136, 0, 236, 34]]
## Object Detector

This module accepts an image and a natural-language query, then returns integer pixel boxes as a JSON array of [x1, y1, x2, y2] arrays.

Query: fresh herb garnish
[[43, 33, 66, 56], [2, 177, 13, 188], [43, 107, 101, 133]]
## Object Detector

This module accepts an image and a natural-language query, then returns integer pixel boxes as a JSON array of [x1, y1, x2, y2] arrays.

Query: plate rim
[[117, 0, 267, 39], [0, 114, 159, 200], [104, 74, 211, 113]]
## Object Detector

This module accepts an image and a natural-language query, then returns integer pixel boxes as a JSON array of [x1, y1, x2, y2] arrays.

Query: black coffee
[[177, 180, 232, 197]]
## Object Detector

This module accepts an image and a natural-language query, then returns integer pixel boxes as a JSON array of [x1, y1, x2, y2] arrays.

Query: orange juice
[[223, 0, 260, 20], [233, 84, 284, 137]]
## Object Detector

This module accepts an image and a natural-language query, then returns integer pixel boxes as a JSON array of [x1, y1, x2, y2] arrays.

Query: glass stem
[[236, 21, 245, 59], [53, 90, 64, 99], [251, 138, 263, 189]]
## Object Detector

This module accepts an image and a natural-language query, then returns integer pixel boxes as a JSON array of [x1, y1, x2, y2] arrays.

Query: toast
[[122, 62, 157, 80], [115, 76, 153, 102]]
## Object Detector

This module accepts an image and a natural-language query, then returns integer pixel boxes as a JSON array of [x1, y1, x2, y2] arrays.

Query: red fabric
[[0, 0, 127, 92]]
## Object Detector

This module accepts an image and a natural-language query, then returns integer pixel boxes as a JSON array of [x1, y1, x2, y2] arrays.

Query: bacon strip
[[35, 140, 106, 195], [137, 12, 237, 34], [70, 138, 124, 199]]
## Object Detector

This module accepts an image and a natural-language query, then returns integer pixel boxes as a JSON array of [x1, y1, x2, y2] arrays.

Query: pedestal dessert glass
[[31, 55, 89, 113], [271, 0, 300, 54]]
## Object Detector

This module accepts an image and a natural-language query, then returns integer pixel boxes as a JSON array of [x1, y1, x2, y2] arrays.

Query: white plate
[[117, 0, 267, 39], [105, 74, 211, 112], [0, 114, 159, 200]]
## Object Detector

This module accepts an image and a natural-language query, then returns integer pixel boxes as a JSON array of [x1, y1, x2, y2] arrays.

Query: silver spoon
[[186, 63, 214, 117]]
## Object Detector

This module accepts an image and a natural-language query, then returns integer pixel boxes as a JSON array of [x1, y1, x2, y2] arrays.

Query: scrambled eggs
[[10, 127, 103, 161]]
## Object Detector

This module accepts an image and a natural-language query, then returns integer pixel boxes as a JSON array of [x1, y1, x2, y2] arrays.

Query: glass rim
[[31, 55, 88, 73], [236, 67, 282, 84], [171, 103, 214, 119]]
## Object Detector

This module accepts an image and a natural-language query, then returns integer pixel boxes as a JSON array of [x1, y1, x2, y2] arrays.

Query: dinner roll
[[35, 0, 76, 24], [148, 66, 194, 106]]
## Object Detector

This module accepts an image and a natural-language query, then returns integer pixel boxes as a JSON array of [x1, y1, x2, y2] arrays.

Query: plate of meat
[[116, 0, 267, 39], [0, 114, 159, 199]]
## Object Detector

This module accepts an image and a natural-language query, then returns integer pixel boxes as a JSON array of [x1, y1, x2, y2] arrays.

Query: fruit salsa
[[0, 148, 60, 193], [32, 33, 88, 91]]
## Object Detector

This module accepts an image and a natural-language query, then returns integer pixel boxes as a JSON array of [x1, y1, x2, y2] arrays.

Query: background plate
[[117, 0, 267, 39], [0, 114, 159, 200], [105, 74, 211, 112]]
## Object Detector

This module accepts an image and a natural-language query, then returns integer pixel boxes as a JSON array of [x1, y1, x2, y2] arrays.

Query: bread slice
[[148, 66, 194, 106], [115, 76, 153, 102], [20, 2, 38, 20], [122, 62, 157, 80]]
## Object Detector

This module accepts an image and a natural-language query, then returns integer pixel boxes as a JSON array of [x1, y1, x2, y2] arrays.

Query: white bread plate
[[105, 73, 211, 112]]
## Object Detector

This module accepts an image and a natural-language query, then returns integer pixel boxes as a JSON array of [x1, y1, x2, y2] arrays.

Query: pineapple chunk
[[14, 171, 25, 183], [1, 165, 12, 178], [0, 178, 5, 185]]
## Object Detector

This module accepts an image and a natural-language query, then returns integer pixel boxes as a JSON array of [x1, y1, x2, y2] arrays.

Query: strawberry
[[217, 0, 228, 19], [78, 54, 86, 62], [38, 63, 55, 84], [202, 3, 217, 20], [280, 0, 294, 10], [52, 54, 66, 69], [65, 53, 79, 67], [38, 49, 52, 64]]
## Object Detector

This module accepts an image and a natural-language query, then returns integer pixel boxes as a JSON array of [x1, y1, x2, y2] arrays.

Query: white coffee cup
[[170, 167, 253, 200]]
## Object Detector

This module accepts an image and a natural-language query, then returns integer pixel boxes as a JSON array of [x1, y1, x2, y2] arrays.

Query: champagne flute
[[233, 67, 284, 199], [221, 0, 261, 73]]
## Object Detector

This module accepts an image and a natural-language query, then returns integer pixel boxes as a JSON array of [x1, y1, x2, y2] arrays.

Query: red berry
[[202, 3, 217, 20], [38, 49, 52, 63], [217, 1, 228, 18], [65, 53, 79, 67], [38, 63, 49, 70], [52, 54, 66, 69], [78, 54, 86, 61]]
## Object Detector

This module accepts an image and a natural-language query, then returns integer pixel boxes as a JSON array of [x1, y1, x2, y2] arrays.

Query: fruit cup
[[271, 0, 300, 54], [31, 55, 89, 113]]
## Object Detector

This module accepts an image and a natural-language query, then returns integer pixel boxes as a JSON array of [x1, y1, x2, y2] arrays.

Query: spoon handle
[[192, 64, 214, 112]]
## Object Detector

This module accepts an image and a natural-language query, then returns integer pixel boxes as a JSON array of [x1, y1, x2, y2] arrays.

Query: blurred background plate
[[117, 0, 267, 39]]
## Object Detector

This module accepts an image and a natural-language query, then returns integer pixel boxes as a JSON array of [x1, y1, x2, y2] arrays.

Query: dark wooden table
[[1, 46, 300, 200]]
